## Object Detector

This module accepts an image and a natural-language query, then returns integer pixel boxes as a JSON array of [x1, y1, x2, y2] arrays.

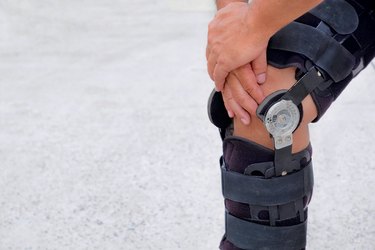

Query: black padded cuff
[[268, 22, 355, 83], [309, 0, 359, 34], [225, 212, 307, 250], [221, 161, 313, 206]]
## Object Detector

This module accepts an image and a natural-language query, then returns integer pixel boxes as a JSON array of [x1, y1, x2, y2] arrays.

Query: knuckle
[[252, 66, 262, 73], [226, 95, 234, 102], [217, 56, 228, 69], [252, 62, 266, 73], [249, 102, 257, 112], [237, 95, 247, 104], [244, 85, 255, 94], [212, 45, 219, 55], [224, 92, 234, 103]]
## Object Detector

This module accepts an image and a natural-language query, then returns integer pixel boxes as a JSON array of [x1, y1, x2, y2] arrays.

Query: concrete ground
[[0, 1, 374, 249]]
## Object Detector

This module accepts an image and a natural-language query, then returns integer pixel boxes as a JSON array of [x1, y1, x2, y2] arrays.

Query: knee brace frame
[[210, 1, 375, 249]]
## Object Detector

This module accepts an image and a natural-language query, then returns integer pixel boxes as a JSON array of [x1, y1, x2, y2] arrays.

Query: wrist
[[246, 0, 324, 38], [216, 0, 247, 10], [245, 3, 277, 41], [242, 6, 273, 48]]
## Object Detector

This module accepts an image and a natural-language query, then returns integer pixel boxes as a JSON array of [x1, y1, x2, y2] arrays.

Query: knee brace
[[219, 137, 313, 250], [208, 1, 375, 249], [212, 69, 320, 250], [267, 0, 375, 121]]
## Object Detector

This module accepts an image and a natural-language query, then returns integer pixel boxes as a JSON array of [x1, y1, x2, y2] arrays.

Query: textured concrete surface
[[0, 1, 374, 249]]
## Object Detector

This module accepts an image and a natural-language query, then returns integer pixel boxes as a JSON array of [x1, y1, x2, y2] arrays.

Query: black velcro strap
[[268, 22, 355, 82], [282, 67, 326, 105], [221, 161, 313, 206], [309, 0, 359, 34], [225, 212, 307, 250]]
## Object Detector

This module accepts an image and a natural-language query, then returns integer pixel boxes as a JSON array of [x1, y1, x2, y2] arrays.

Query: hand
[[222, 63, 266, 125], [206, 2, 269, 90]]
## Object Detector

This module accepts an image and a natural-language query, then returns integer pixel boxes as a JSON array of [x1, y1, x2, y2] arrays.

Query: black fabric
[[225, 212, 307, 250], [220, 137, 312, 250], [268, 22, 356, 82], [207, 0, 375, 128], [207, 89, 232, 139], [210, 1, 375, 249], [267, 0, 375, 122], [223, 137, 275, 174], [222, 137, 313, 219], [309, 0, 359, 34], [221, 161, 313, 206], [221, 162, 314, 206], [310, 73, 353, 121], [282, 67, 326, 106]]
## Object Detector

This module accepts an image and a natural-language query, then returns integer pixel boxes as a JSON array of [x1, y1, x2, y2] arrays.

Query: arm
[[207, 0, 323, 90], [246, 0, 323, 39], [216, 0, 248, 10]]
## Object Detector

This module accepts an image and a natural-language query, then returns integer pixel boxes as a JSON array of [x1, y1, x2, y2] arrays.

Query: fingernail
[[257, 73, 266, 84], [228, 110, 234, 118], [241, 117, 249, 125]]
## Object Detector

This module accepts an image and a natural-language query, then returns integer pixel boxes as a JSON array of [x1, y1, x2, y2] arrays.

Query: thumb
[[251, 49, 267, 84]]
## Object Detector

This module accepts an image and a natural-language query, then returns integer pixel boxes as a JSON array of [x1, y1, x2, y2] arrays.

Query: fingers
[[213, 58, 229, 92], [251, 49, 267, 84], [207, 50, 228, 91], [222, 72, 264, 125], [206, 57, 227, 92], [229, 73, 258, 116], [233, 64, 265, 104], [206, 24, 227, 91], [222, 81, 251, 125], [206, 46, 215, 80], [206, 26, 214, 81]]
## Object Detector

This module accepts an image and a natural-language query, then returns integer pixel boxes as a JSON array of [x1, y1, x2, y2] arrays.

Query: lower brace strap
[[221, 161, 313, 206], [225, 212, 307, 250]]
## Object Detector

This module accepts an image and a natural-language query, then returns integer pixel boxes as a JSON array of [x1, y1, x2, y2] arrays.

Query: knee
[[233, 66, 317, 152], [260, 66, 318, 126]]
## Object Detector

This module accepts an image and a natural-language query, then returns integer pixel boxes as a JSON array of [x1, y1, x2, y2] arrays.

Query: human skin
[[209, 0, 323, 124], [233, 65, 318, 153], [215, 0, 265, 125]]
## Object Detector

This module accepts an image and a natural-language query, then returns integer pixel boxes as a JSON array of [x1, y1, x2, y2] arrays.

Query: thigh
[[233, 65, 317, 153]]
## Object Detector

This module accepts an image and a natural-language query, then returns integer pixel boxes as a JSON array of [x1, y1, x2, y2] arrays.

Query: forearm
[[247, 0, 323, 38], [216, 0, 248, 10]]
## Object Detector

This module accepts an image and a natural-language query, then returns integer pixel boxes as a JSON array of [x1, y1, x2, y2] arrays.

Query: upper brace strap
[[225, 212, 307, 250], [221, 161, 313, 206], [268, 22, 355, 82], [309, 0, 359, 34]]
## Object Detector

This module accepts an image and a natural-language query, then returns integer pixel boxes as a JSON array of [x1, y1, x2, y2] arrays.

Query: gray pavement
[[0, 1, 374, 249]]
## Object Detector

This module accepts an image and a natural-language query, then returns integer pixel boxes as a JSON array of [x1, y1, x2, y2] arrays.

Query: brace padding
[[225, 212, 307, 250], [269, 22, 355, 82], [309, 0, 359, 34], [267, 0, 375, 121], [221, 160, 313, 206], [220, 137, 313, 249]]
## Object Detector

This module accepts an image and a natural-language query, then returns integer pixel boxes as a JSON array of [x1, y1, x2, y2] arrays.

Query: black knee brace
[[267, 0, 375, 121], [208, 1, 375, 249], [219, 137, 313, 250]]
